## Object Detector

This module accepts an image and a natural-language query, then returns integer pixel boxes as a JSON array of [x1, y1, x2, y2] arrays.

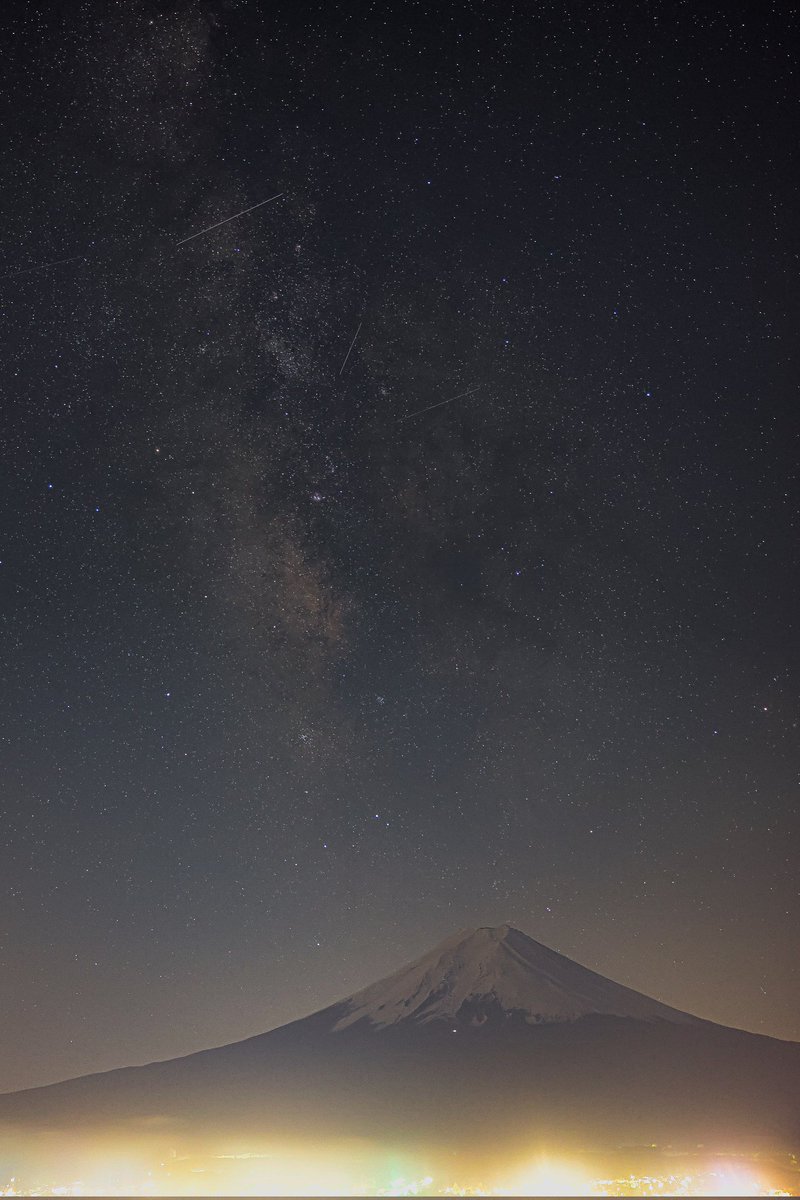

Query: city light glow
[[1, 1149, 795, 1197], [497, 1156, 595, 1196]]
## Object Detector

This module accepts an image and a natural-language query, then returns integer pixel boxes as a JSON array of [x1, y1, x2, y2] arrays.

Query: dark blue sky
[[1, 0, 797, 1092]]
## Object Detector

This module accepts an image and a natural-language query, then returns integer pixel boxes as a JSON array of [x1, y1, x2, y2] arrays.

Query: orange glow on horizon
[[1, 1132, 796, 1197]]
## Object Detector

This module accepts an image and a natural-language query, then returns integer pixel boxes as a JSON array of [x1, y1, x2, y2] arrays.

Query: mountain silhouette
[[1, 925, 798, 1167]]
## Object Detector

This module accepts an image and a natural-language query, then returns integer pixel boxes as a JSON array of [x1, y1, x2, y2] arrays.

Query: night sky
[[1, 1, 797, 1095]]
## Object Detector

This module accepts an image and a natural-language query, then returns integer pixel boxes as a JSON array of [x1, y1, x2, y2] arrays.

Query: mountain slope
[[331, 923, 698, 1029]]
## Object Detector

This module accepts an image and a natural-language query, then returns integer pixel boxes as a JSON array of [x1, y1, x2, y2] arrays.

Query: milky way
[[1, 1, 797, 1092]]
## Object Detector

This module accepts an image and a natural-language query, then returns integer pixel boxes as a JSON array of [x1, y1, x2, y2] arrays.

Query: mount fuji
[[330, 923, 698, 1030], [1, 925, 798, 1162]]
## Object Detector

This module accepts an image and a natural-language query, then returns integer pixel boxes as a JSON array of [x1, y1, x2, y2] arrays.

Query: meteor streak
[[339, 321, 363, 375], [0, 254, 85, 281], [176, 191, 285, 246], [399, 384, 481, 422]]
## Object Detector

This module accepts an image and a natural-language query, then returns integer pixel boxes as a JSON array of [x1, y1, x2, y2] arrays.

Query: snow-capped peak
[[333, 924, 697, 1031]]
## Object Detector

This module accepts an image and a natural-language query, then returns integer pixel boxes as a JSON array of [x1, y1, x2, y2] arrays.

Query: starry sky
[[1, 0, 797, 1093]]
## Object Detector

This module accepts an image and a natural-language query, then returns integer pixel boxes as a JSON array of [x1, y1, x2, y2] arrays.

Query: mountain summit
[[332, 924, 696, 1030]]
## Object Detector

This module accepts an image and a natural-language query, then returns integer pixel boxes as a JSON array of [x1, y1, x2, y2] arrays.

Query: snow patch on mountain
[[333, 924, 698, 1031]]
